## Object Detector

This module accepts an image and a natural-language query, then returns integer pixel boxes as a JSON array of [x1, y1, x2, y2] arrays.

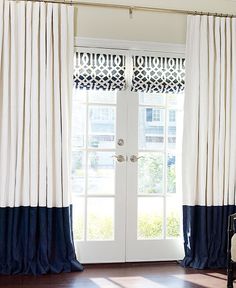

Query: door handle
[[112, 155, 126, 163], [130, 155, 144, 163]]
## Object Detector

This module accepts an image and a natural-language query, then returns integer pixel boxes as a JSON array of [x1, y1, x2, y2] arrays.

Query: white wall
[[75, 0, 236, 44]]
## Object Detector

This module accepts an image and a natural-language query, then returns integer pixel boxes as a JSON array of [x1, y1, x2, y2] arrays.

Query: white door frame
[[74, 37, 185, 55]]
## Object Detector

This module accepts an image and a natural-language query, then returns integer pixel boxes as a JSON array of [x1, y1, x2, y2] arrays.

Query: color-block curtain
[[182, 15, 236, 269], [0, 1, 83, 274]]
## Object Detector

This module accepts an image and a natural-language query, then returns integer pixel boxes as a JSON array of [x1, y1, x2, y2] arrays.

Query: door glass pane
[[139, 108, 165, 150], [139, 92, 165, 106], [73, 197, 85, 241], [73, 87, 87, 103], [89, 90, 117, 104], [88, 106, 116, 149], [71, 151, 86, 195], [167, 93, 184, 109], [138, 152, 164, 194], [167, 109, 183, 150], [167, 153, 176, 194], [138, 197, 164, 239], [87, 198, 114, 241], [88, 152, 115, 195], [166, 196, 181, 238], [72, 105, 86, 148], [168, 109, 176, 149]]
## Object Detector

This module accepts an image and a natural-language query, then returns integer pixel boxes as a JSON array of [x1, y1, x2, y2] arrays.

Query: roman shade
[[131, 55, 185, 93], [74, 52, 126, 91]]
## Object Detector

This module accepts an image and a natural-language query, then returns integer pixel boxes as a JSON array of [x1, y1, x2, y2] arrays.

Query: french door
[[72, 48, 185, 264], [72, 89, 127, 263], [72, 90, 183, 263], [126, 91, 184, 261]]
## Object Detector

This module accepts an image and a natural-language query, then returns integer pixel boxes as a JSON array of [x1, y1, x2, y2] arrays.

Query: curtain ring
[[129, 7, 133, 19]]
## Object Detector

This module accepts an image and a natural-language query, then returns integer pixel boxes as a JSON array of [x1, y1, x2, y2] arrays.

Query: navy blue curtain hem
[[0, 260, 84, 275], [182, 205, 236, 269], [0, 206, 84, 275], [180, 256, 227, 269]]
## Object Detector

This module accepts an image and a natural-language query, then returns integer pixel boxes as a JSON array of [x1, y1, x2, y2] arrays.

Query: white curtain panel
[[183, 15, 236, 207], [0, 0, 74, 208], [182, 15, 236, 269]]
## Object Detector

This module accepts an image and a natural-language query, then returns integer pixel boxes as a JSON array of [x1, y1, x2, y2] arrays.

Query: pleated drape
[[0, 1, 83, 274], [182, 15, 236, 269]]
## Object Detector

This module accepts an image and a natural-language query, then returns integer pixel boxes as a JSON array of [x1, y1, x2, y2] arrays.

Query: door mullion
[[114, 90, 129, 263], [126, 91, 139, 261], [84, 90, 89, 242], [163, 93, 168, 240]]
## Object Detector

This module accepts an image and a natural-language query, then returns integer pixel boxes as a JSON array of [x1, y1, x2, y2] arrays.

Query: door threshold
[[83, 261, 180, 269]]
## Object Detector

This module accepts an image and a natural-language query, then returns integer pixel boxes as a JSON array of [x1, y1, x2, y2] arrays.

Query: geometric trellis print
[[74, 52, 126, 91], [131, 56, 185, 94]]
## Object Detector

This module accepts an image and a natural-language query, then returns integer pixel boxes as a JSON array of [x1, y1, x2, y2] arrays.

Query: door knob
[[130, 155, 144, 163], [112, 155, 126, 162], [117, 139, 124, 146]]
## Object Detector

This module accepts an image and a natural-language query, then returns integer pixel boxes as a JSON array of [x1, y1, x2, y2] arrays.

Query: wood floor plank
[[0, 262, 228, 288]]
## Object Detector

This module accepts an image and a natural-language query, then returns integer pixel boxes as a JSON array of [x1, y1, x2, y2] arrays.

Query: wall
[[75, 0, 236, 44]]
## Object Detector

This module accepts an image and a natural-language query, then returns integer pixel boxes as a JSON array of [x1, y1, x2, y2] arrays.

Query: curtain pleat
[[15, 2, 26, 206], [61, 4, 74, 207], [22, 2, 32, 207], [39, 2, 47, 207], [46, 3, 53, 208], [207, 16, 214, 206], [229, 18, 236, 205], [9, 2, 17, 207], [31, 2, 40, 206]]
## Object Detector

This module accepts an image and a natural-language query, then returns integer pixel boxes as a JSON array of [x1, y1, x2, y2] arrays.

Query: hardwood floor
[[0, 262, 228, 288]]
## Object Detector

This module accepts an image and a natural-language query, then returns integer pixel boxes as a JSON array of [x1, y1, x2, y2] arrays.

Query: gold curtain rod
[[11, 0, 236, 18]]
